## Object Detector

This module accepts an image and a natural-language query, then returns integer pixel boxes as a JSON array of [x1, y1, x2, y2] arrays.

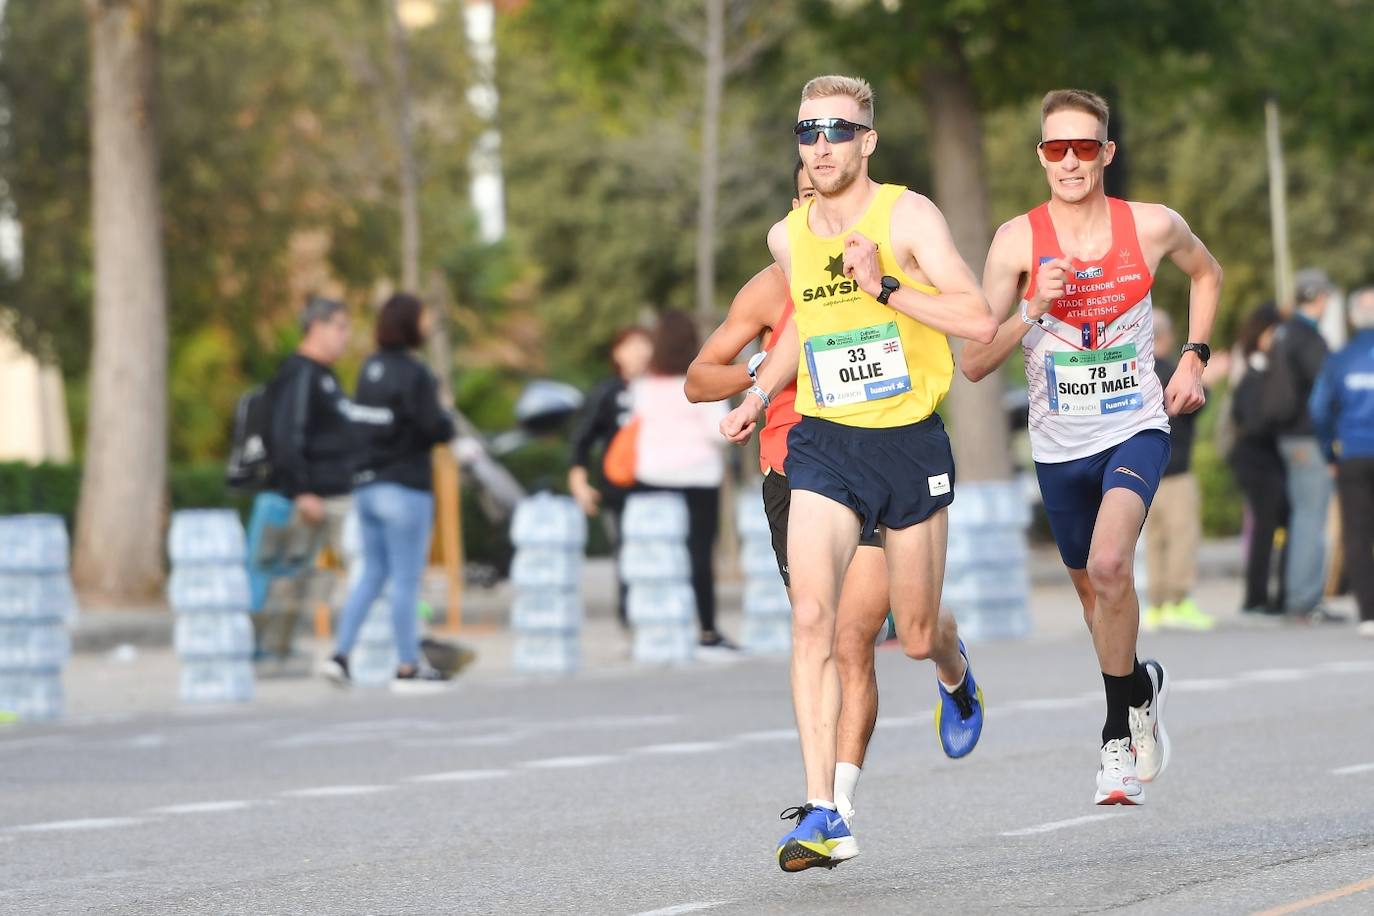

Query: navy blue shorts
[[784, 414, 955, 539], [1034, 429, 1171, 570]]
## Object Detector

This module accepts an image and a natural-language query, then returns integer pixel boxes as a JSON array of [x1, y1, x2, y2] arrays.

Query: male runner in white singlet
[[962, 89, 1222, 806]]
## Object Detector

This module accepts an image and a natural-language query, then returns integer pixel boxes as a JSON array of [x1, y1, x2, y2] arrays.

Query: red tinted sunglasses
[[1038, 138, 1104, 162]]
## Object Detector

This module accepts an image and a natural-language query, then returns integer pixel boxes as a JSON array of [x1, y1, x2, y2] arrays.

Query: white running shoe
[[1358, 620, 1374, 639], [1129, 659, 1171, 782], [1095, 737, 1144, 806]]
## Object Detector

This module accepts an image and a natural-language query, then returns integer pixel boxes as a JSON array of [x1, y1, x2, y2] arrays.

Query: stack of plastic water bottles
[[168, 510, 254, 703], [737, 489, 792, 655], [621, 493, 697, 664], [0, 515, 76, 721], [338, 511, 398, 688], [509, 492, 586, 674], [943, 481, 1032, 641]]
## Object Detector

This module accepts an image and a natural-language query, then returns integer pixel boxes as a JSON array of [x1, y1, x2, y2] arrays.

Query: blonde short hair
[[801, 75, 874, 126], [1041, 89, 1110, 134]]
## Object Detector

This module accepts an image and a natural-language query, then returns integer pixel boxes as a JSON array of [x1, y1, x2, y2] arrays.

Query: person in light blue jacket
[[1310, 286, 1374, 635]]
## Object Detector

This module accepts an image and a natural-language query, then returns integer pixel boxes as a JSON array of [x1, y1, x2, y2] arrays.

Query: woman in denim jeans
[[322, 293, 456, 687]]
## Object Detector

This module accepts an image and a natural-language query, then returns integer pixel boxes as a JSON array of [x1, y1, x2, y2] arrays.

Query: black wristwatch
[[876, 275, 900, 305], [1181, 342, 1211, 366]]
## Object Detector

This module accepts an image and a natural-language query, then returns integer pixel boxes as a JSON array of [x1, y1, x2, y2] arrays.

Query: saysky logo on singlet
[[801, 253, 860, 303]]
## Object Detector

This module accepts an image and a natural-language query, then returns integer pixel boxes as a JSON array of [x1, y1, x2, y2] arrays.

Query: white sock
[[834, 762, 861, 815], [807, 798, 836, 810], [939, 671, 966, 693]]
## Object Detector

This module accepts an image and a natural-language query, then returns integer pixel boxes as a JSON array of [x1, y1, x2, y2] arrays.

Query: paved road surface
[[4, 620, 1374, 915]]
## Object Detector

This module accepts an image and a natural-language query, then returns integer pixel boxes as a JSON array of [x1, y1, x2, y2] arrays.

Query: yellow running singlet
[[786, 183, 953, 428]]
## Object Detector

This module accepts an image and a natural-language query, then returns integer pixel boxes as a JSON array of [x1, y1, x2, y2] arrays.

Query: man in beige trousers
[[1143, 311, 1214, 631]]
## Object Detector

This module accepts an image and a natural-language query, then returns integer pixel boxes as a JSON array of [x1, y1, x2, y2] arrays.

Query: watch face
[[881, 276, 899, 291]]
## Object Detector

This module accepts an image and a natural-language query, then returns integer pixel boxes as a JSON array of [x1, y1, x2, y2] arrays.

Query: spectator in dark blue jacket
[[322, 293, 457, 688], [1310, 287, 1374, 635]]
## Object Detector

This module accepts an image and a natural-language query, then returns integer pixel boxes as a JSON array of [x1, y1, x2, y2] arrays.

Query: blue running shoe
[[935, 639, 984, 758], [776, 804, 858, 872]]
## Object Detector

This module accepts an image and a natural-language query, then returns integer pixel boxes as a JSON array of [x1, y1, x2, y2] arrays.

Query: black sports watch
[[1181, 342, 1211, 366], [876, 275, 900, 305]]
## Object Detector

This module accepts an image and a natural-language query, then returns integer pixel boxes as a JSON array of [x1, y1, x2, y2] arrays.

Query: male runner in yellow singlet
[[962, 89, 1221, 806], [686, 161, 887, 835], [721, 75, 997, 871]]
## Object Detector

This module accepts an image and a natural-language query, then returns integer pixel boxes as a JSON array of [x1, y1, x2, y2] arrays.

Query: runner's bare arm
[[685, 263, 788, 403], [720, 312, 800, 445], [767, 218, 791, 282], [844, 191, 996, 344], [1141, 204, 1222, 415], [961, 218, 1070, 382]]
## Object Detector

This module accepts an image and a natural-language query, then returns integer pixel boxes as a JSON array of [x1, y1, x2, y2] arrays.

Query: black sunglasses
[[795, 118, 871, 146]]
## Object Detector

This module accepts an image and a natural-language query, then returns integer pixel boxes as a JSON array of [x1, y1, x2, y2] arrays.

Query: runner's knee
[[898, 616, 938, 661], [1087, 548, 1133, 604], [834, 627, 875, 677], [790, 595, 834, 651]]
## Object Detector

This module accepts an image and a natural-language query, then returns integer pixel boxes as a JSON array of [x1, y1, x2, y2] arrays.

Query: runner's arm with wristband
[[720, 312, 800, 445], [686, 263, 787, 403], [1143, 204, 1222, 416], [961, 216, 1070, 382]]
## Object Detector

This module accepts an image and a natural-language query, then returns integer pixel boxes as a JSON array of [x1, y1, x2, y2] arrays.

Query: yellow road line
[[1254, 874, 1374, 916]]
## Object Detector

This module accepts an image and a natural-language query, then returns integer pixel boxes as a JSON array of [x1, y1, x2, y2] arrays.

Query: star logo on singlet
[[825, 253, 845, 280]]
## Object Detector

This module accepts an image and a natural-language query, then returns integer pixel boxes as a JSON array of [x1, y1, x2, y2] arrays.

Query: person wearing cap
[[1266, 268, 1343, 623], [256, 295, 361, 659], [1309, 286, 1374, 636]]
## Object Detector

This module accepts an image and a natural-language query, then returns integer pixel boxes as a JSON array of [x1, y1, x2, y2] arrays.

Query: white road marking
[[408, 769, 512, 783], [1238, 668, 1311, 683], [519, 755, 620, 769], [874, 715, 922, 730], [280, 785, 396, 798], [1321, 660, 1374, 675], [11, 817, 147, 833], [1171, 678, 1235, 693], [122, 734, 167, 749], [1331, 763, 1374, 777], [399, 733, 523, 749], [634, 741, 728, 755], [735, 728, 796, 742], [146, 800, 257, 815], [1000, 812, 1121, 837], [632, 902, 729, 916], [1006, 697, 1095, 712]]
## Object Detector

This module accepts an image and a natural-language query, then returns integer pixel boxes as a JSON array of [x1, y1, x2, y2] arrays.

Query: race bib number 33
[[804, 320, 912, 408], [1045, 343, 1142, 416]]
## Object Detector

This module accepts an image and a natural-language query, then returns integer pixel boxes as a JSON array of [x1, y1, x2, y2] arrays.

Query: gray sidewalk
[[48, 541, 1303, 723]]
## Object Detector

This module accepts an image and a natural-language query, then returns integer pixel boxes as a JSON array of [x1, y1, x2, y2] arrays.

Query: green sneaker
[[1162, 597, 1215, 631], [1142, 604, 1168, 633]]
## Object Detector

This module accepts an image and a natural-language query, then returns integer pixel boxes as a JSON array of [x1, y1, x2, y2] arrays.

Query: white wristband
[[745, 384, 771, 410], [1020, 300, 1043, 327]]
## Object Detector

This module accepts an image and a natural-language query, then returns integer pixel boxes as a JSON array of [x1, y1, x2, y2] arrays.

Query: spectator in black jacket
[[1227, 304, 1289, 616], [258, 295, 358, 659], [567, 326, 653, 627], [1268, 268, 1343, 621], [322, 293, 456, 688]]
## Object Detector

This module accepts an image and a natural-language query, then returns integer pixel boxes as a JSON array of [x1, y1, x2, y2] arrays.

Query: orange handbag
[[602, 417, 640, 488]]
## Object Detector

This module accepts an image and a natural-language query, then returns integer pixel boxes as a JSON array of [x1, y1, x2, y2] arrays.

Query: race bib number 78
[[1045, 343, 1142, 416]]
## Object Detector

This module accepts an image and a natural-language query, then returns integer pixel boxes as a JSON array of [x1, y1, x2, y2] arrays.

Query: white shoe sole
[[1094, 786, 1144, 806], [1139, 660, 1171, 783], [828, 836, 860, 861]]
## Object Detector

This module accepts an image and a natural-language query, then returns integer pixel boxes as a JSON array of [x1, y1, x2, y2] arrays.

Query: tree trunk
[[74, 0, 169, 602], [387, 0, 421, 293], [694, 0, 724, 325], [919, 33, 1011, 483]]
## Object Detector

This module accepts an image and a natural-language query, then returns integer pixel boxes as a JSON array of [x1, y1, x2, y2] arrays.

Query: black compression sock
[[1101, 671, 1135, 744], [1128, 657, 1153, 708]]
